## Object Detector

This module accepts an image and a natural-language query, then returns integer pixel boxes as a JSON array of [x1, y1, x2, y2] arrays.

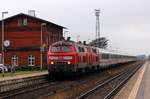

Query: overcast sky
[[0, 0, 150, 55]]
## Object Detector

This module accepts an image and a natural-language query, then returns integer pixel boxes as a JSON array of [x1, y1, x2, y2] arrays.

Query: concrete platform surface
[[136, 61, 150, 99], [114, 61, 148, 99]]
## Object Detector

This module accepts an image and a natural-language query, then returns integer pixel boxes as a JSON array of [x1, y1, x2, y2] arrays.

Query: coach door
[[11, 55, 18, 66]]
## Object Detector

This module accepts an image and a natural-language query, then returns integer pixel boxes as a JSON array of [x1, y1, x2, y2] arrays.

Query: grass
[[0, 70, 47, 78]]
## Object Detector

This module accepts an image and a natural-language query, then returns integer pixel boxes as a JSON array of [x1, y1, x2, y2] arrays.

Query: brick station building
[[0, 13, 65, 68]]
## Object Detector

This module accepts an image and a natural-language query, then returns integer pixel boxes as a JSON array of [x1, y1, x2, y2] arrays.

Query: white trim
[[28, 55, 35, 66], [11, 55, 18, 66]]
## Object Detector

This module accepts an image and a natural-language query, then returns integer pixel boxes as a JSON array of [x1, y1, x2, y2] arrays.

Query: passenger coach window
[[102, 53, 109, 59]]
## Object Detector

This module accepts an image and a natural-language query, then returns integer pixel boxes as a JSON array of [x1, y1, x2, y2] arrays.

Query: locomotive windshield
[[51, 46, 71, 52]]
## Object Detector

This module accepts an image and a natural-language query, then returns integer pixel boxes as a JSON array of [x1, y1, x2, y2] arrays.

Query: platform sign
[[40, 47, 45, 52], [40, 44, 47, 52]]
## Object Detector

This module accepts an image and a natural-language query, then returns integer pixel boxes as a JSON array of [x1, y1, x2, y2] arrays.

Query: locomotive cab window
[[51, 46, 71, 52]]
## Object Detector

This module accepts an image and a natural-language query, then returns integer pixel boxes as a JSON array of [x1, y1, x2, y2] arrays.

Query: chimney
[[28, 10, 36, 17]]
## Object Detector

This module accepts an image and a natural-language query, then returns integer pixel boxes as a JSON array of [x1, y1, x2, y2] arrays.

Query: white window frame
[[23, 18, 27, 26], [18, 18, 27, 26], [28, 55, 35, 66], [18, 19, 22, 26], [11, 55, 18, 66]]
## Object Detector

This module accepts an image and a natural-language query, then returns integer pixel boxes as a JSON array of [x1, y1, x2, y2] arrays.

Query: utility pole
[[40, 23, 46, 70]]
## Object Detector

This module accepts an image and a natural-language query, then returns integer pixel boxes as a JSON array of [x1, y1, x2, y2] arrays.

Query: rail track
[[0, 76, 86, 99], [41, 61, 144, 99], [0, 75, 50, 99], [76, 62, 143, 99], [0, 61, 144, 99]]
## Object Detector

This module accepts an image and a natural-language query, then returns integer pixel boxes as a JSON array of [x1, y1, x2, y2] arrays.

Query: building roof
[[0, 13, 66, 29]]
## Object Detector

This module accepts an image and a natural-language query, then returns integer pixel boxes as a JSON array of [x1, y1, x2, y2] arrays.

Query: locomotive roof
[[52, 40, 75, 46], [52, 40, 87, 46], [51, 40, 135, 57]]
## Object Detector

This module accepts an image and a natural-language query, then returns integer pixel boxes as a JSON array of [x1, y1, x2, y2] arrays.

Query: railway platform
[[114, 61, 149, 99], [0, 71, 48, 82]]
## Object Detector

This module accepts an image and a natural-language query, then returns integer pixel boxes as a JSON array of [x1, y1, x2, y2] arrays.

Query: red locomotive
[[47, 39, 136, 77]]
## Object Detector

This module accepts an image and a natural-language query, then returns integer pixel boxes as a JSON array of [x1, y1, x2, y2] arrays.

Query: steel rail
[[104, 63, 142, 99], [76, 62, 143, 99], [0, 75, 53, 98]]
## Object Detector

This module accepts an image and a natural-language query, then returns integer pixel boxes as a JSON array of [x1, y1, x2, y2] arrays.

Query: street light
[[40, 23, 46, 70], [2, 11, 8, 65]]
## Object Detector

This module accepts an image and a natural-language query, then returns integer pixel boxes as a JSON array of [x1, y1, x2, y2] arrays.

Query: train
[[47, 39, 137, 77]]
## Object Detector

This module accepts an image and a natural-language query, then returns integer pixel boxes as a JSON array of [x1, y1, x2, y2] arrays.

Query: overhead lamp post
[[40, 23, 46, 70], [2, 11, 8, 65], [95, 9, 100, 47]]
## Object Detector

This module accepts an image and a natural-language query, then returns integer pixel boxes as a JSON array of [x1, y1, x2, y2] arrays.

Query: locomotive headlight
[[63, 56, 72, 60], [51, 61, 54, 64], [49, 56, 58, 60], [68, 61, 71, 64]]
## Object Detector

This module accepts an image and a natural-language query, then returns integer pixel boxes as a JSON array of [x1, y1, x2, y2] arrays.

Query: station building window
[[18, 18, 27, 26], [11, 55, 18, 66], [28, 55, 35, 66]]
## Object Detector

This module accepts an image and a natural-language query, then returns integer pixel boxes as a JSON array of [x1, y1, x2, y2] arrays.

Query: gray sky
[[0, 0, 150, 55]]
